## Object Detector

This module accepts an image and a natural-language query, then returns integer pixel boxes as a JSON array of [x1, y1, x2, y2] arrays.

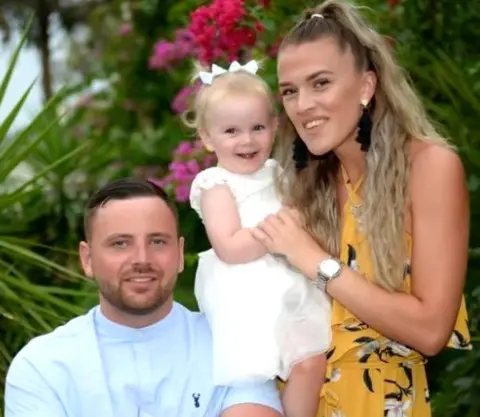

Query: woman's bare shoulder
[[409, 139, 467, 206], [410, 139, 463, 173]]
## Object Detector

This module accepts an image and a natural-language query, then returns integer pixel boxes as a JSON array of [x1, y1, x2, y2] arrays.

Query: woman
[[252, 1, 472, 416]]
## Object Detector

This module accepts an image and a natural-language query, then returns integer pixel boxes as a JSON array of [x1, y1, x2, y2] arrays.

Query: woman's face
[[277, 37, 375, 157]]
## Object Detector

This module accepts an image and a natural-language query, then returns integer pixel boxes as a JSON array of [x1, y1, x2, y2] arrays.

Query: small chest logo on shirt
[[192, 393, 201, 408]]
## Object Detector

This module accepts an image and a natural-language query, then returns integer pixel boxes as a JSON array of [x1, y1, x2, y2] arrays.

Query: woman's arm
[[253, 145, 469, 356], [294, 146, 469, 355], [201, 184, 267, 264]]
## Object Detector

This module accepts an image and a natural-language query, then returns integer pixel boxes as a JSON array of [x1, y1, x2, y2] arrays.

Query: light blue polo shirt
[[5, 302, 283, 417]]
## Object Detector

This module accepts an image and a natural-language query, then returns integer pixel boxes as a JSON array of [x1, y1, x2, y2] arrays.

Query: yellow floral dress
[[316, 170, 472, 417]]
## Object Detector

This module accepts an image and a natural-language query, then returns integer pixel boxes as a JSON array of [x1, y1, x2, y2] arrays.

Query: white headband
[[198, 60, 259, 85], [311, 13, 324, 19]]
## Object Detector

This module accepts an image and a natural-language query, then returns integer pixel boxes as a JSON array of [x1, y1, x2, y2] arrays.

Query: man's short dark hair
[[83, 178, 179, 240]]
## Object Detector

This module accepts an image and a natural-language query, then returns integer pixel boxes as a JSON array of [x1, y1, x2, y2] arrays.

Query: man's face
[[79, 197, 184, 322]]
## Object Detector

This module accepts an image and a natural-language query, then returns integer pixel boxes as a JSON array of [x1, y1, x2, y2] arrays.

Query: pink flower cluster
[[149, 29, 197, 70], [119, 22, 132, 36], [171, 81, 201, 114], [147, 0, 276, 203], [151, 140, 217, 202], [187, 0, 259, 64]]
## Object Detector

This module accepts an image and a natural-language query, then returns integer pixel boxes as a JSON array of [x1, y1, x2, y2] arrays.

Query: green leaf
[[0, 80, 36, 145], [0, 240, 84, 281], [0, 14, 34, 106], [468, 175, 480, 192], [262, 18, 276, 31], [0, 140, 89, 208], [0, 96, 68, 182]]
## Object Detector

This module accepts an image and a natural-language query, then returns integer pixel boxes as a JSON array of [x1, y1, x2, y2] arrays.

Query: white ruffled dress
[[189, 159, 331, 387]]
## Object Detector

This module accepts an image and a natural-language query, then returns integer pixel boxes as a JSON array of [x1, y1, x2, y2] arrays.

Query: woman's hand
[[251, 208, 326, 268]]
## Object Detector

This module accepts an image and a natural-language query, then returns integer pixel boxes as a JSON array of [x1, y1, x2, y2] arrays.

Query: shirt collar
[[93, 302, 178, 341]]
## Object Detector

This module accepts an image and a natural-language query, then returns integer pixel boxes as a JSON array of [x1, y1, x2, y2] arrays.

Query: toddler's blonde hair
[[182, 61, 277, 133]]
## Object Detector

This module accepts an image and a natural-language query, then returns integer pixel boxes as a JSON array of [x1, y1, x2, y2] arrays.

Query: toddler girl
[[186, 60, 331, 417]]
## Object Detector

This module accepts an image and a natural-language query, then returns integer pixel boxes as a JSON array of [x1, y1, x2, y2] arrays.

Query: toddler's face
[[201, 92, 277, 175]]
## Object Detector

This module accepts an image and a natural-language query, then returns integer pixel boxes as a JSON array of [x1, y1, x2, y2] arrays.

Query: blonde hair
[[275, 0, 450, 291], [182, 62, 276, 133]]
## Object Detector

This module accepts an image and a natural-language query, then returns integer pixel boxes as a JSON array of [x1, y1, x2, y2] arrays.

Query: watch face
[[323, 259, 341, 276]]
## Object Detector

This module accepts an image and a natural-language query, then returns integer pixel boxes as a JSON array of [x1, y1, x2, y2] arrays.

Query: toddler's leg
[[282, 354, 326, 417]]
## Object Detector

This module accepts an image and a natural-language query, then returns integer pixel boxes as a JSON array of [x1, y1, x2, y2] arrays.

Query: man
[[5, 178, 283, 417]]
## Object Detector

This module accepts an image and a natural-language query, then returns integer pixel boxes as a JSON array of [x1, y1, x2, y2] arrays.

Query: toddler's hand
[[251, 208, 320, 268]]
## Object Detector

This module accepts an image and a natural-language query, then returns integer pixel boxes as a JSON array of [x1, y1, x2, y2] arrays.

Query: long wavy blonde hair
[[275, 0, 451, 291]]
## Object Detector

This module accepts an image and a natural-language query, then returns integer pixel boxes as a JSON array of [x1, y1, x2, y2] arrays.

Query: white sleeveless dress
[[189, 159, 331, 387]]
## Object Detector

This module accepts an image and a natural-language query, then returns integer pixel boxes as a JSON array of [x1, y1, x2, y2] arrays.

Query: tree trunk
[[37, 0, 52, 101]]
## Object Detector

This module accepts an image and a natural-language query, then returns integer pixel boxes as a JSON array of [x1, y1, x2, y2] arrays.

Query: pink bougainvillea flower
[[149, 29, 197, 70], [171, 81, 201, 114], [175, 184, 191, 202], [187, 0, 262, 64], [119, 22, 132, 36], [174, 141, 194, 155]]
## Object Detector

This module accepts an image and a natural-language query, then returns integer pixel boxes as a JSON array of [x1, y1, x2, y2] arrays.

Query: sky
[[0, 16, 69, 132]]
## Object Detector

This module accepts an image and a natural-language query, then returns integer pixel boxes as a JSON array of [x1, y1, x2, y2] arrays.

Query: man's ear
[[79, 241, 94, 280]]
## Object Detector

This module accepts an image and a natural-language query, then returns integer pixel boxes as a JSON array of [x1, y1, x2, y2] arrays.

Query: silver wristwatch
[[313, 257, 343, 291]]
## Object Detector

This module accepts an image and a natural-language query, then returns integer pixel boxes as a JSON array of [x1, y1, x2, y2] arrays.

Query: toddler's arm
[[200, 184, 267, 264]]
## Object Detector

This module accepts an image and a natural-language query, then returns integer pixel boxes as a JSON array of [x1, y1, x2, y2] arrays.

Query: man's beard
[[96, 264, 173, 316]]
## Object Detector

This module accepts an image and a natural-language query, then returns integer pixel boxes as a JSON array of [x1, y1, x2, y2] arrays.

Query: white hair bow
[[198, 60, 259, 85]]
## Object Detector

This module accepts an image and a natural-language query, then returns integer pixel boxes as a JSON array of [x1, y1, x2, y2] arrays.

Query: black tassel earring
[[292, 136, 309, 170], [356, 100, 372, 152]]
